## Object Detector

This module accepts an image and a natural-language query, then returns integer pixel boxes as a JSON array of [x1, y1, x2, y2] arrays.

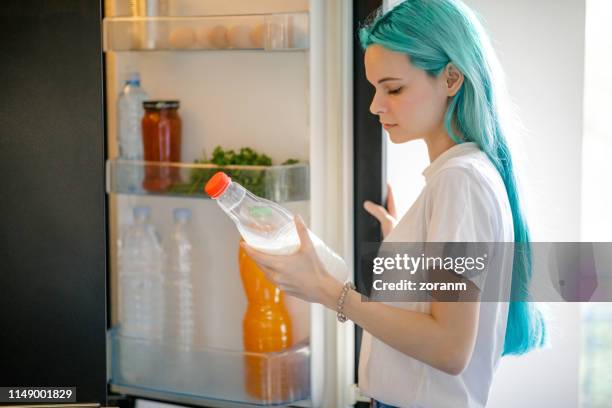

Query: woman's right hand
[[363, 183, 398, 239]]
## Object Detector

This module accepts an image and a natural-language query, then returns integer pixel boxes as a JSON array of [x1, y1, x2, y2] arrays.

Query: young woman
[[242, 0, 547, 406]]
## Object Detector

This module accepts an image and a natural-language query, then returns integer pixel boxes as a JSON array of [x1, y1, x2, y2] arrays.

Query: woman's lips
[[382, 123, 397, 130]]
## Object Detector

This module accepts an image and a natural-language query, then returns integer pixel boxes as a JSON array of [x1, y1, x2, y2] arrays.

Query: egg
[[196, 27, 212, 48], [250, 23, 266, 49], [228, 24, 252, 49], [169, 27, 196, 49], [208, 25, 229, 49]]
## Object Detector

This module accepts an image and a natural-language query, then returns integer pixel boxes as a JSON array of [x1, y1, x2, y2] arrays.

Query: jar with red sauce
[[141, 100, 182, 192]]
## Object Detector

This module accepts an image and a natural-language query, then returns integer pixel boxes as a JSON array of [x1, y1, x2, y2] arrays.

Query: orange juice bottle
[[239, 242, 293, 402]]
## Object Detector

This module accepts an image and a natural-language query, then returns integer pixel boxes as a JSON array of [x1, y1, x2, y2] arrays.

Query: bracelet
[[337, 281, 356, 323]]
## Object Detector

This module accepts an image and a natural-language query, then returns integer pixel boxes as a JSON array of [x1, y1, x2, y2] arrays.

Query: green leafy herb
[[167, 146, 299, 197]]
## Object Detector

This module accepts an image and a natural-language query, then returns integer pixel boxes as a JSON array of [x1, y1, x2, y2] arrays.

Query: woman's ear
[[444, 63, 464, 97]]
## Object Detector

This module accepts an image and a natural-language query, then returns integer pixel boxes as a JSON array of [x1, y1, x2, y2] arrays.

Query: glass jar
[[141, 100, 182, 192]]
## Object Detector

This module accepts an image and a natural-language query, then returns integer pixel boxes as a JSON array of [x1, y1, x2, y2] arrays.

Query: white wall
[[581, 0, 612, 241], [385, 0, 586, 407]]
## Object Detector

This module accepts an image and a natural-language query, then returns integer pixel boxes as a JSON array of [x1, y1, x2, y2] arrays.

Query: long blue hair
[[359, 0, 546, 356]]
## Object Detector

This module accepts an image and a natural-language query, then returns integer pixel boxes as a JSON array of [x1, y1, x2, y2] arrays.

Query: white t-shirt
[[358, 142, 515, 408]]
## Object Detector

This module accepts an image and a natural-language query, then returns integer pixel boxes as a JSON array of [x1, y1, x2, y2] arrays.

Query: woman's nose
[[369, 92, 387, 115]]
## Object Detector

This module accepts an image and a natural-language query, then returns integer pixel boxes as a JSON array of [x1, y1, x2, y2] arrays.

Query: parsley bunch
[[168, 146, 299, 198]]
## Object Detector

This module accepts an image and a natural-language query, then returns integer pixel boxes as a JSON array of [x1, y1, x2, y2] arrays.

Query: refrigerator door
[[104, 0, 316, 407], [0, 0, 108, 404], [351, 0, 385, 405], [103, 0, 360, 406]]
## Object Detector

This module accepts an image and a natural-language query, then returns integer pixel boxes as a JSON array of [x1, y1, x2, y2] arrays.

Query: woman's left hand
[[240, 215, 342, 307]]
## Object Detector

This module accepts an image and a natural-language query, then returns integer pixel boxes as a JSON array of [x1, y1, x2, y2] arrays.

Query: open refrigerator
[[103, 1, 356, 407]]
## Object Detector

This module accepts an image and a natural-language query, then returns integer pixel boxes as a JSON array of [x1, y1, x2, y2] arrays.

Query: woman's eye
[[388, 87, 403, 95]]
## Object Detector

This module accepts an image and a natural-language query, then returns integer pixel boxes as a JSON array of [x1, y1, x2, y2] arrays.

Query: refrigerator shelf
[[103, 12, 309, 52], [107, 328, 311, 407], [106, 159, 310, 202]]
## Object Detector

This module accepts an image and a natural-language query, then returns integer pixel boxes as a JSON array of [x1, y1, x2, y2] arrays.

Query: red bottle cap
[[205, 172, 232, 198]]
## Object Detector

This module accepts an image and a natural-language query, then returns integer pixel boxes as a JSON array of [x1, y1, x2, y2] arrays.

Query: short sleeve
[[426, 167, 497, 242], [425, 167, 498, 291]]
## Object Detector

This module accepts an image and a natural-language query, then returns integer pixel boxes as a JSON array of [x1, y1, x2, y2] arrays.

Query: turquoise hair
[[359, 0, 546, 356]]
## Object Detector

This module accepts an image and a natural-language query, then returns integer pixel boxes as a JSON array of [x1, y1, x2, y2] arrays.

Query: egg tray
[[103, 12, 309, 51]]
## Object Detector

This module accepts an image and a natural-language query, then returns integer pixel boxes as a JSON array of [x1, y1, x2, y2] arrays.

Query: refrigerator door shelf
[[108, 327, 311, 407], [106, 159, 310, 203], [103, 12, 309, 52]]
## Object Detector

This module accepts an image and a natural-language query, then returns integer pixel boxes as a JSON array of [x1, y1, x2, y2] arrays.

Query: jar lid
[[143, 100, 180, 109]]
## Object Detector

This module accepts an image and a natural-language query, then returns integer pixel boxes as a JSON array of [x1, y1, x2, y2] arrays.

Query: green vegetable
[[167, 146, 299, 198]]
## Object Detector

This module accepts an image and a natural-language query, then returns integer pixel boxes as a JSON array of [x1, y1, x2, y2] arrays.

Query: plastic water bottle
[[117, 72, 148, 192], [204, 172, 348, 282], [164, 208, 195, 350], [118, 206, 165, 341]]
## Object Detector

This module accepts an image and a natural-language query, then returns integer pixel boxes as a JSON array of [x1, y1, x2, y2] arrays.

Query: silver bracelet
[[337, 281, 356, 323]]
